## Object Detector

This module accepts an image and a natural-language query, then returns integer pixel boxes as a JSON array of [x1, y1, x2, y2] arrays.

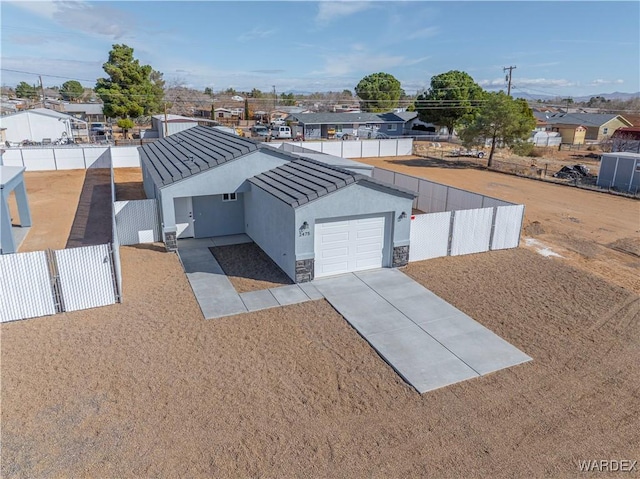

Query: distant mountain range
[[283, 90, 639, 101]]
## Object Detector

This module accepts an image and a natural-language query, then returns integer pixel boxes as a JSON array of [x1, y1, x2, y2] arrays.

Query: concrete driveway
[[312, 269, 531, 393], [177, 236, 531, 394]]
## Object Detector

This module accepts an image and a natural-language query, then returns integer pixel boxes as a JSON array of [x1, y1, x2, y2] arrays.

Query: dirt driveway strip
[[2, 245, 638, 477], [357, 156, 640, 293]]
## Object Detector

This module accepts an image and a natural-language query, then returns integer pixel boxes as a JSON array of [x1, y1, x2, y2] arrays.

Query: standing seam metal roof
[[249, 157, 416, 208], [138, 126, 259, 186]]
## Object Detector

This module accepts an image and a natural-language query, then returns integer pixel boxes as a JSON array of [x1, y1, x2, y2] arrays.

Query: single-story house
[[138, 126, 416, 281], [551, 124, 587, 145], [611, 127, 640, 153], [285, 112, 412, 140], [61, 103, 105, 123], [0, 108, 86, 144], [539, 113, 632, 141]]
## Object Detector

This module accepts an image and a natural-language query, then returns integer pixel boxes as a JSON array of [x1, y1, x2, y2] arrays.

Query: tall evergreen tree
[[415, 71, 485, 135], [355, 72, 402, 112], [95, 44, 164, 119]]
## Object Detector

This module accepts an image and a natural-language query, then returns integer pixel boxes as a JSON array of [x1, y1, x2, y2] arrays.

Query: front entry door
[[174, 196, 194, 239]]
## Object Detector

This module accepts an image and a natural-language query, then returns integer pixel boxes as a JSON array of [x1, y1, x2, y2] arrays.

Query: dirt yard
[[359, 156, 640, 294], [210, 243, 293, 293], [2, 165, 639, 477], [2, 245, 638, 477]]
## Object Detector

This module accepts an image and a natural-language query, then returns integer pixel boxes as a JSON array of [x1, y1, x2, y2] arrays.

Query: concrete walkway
[[177, 236, 323, 318], [312, 269, 531, 393]]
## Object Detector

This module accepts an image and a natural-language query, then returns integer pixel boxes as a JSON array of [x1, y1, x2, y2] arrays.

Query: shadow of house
[[393, 156, 485, 170], [65, 168, 113, 248]]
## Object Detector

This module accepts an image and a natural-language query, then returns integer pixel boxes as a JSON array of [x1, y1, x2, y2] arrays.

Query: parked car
[[251, 125, 270, 138], [90, 122, 106, 135]]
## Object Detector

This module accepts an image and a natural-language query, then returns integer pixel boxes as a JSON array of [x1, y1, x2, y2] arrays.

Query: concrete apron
[[312, 268, 532, 394]]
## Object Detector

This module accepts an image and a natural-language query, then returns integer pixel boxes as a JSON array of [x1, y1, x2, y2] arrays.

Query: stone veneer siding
[[295, 259, 314, 283], [392, 245, 409, 267], [164, 231, 177, 252]]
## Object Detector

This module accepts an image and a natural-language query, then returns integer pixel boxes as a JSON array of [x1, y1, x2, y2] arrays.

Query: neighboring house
[[138, 126, 416, 282], [61, 103, 105, 123], [538, 112, 632, 141], [611, 127, 640, 153], [213, 108, 234, 120], [596, 152, 640, 193], [0, 108, 86, 143], [551, 124, 587, 145], [285, 112, 411, 139]]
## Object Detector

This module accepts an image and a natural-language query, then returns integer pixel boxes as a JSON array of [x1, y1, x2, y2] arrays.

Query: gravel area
[[209, 242, 293, 293]]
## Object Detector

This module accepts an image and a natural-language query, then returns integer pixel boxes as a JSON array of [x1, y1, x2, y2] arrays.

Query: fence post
[[52, 148, 58, 170], [488, 207, 498, 251], [447, 211, 455, 256], [46, 249, 64, 313]]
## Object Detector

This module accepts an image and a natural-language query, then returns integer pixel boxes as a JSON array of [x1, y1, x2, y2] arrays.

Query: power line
[[1, 68, 95, 83]]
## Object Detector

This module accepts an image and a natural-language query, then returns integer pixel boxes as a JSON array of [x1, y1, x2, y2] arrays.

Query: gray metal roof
[[138, 125, 260, 187], [249, 157, 416, 208], [286, 111, 410, 125], [538, 112, 626, 127], [62, 103, 104, 115]]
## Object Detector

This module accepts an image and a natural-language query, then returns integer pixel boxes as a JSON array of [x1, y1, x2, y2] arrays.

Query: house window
[[388, 124, 397, 131], [603, 127, 608, 135], [222, 193, 237, 202]]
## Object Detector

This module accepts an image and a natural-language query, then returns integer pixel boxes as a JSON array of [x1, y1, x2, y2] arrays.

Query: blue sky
[[1, 1, 638, 98]]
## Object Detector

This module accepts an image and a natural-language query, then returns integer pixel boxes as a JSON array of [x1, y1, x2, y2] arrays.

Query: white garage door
[[314, 216, 386, 278]]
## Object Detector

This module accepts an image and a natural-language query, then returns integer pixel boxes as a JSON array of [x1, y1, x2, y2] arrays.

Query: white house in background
[[0, 108, 86, 144]]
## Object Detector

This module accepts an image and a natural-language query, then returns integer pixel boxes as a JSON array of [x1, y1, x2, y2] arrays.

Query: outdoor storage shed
[[139, 126, 416, 281], [596, 152, 640, 193]]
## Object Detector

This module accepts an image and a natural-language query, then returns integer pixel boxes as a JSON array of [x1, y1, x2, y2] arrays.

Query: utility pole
[[39, 75, 46, 108], [273, 85, 276, 110], [503, 66, 516, 96]]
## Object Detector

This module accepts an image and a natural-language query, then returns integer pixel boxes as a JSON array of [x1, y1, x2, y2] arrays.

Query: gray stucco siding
[[193, 194, 245, 237], [293, 183, 413, 261], [158, 150, 290, 234], [244, 186, 296, 279]]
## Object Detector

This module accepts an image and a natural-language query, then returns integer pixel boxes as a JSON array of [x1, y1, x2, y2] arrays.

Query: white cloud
[[9, 0, 135, 40], [406, 27, 439, 40], [237, 28, 277, 42], [479, 77, 576, 89], [313, 50, 404, 77], [316, 2, 373, 26], [590, 78, 624, 86]]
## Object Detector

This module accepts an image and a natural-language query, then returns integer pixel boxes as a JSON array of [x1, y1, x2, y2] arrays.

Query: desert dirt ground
[[358, 155, 640, 294], [210, 243, 293, 293], [2, 165, 639, 477]]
